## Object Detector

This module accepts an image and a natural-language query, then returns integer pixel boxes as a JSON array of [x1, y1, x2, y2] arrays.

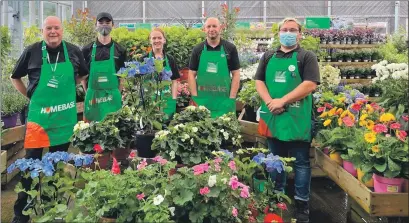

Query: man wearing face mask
[[82, 12, 127, 122], [255, 18, 320, 223]]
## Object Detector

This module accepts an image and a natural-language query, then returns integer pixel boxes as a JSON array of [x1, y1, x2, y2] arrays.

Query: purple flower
[[144, 57, 154, 67], [161, 69, 172, 81]]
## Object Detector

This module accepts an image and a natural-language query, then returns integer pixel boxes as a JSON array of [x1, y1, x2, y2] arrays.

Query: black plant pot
[[135, 134, 156, 158], [244, 105, 257, 122]]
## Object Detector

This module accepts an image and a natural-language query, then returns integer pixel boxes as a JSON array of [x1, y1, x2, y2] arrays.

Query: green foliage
[[237, 80, 262, 109], [378, 79, 408, 112], [1, 75, 28, 116], [63, 8, 97, 47], [110, 27, 150, 60], [24, 25, 42, 47], [378, 29, 408, 63], [0, 26, 11, 64]]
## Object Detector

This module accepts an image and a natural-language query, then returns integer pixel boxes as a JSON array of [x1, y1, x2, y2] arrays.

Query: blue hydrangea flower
[[161, 69, 172, 81], [30, 170, 39, 178], [139, 65, 149, 75], [128, 68, 137, 77], [83, 155, 94, 166], [220, 149, 234, 159], [144, 57, 154, 67], [252, 153, 265, 164]]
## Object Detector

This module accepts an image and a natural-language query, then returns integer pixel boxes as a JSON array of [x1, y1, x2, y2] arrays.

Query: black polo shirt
[[11, 41, 89, 99], [254, 46, 320, 83], [140, 52, 180, 80], [189, 39, 240, 72], [82, 39, 127, 72]]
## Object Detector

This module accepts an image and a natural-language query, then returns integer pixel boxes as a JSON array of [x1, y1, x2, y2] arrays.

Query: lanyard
[[47, 51, 60, 73]]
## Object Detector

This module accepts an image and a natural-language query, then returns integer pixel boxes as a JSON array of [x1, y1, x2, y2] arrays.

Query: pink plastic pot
[[342, 160, 357, 177], [373, 173, 405, 193]]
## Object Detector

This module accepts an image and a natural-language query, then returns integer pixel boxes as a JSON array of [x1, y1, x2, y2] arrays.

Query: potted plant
[[333, 50, 344, 62], [371, 49, 381, 62], [237, 80, 262, 122], [176, 81, 191, 112], [355, 67, 365, 79], [1, 80, 28, 129], [353, 49, 362, 62], [344, 50, 353, 62], [361, 49, 373, 62]]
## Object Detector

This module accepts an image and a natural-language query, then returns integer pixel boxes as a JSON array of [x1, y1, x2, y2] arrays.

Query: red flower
[[397, 130, 408, 142], [276, 202, 287, 211], [373, 124, 388, 133], [390, 122, 401, 130], [351, 103, 361, 111], [129, 151, 136, 158], [264, 213, 283, 223], [324, 103, 333, 109], [317, 107, 325, 113], [403, 115, 409, 122], [111, 157, 120, 175], [370, 102, 381, 110], [342, 116, 354, 127], [93, 144, 103, 153], [264, 206, 270, 214]]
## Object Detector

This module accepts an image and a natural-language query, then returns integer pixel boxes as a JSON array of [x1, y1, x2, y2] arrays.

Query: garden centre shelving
[[315, 149, 409, 217], [320, 44, 381, 49], [323, 62, 376, 66]]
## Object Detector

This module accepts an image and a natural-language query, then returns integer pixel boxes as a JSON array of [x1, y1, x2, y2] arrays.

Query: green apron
[[24, 41, 77, 149], [148, 52, 176, 118], [84, 42, 122, 121], [193, 44, 235, 118], [259, 52, 312, 142]]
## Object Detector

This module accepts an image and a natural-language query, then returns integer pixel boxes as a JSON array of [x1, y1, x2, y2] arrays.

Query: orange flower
[[371, 145, 380, 153]]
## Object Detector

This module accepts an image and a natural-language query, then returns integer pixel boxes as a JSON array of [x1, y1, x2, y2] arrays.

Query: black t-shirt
[[189, 39, 240, 72], [140, 52, 180, 80], [254, 46, 320, 83], [82, 39, 127, 72], [11, 41, 89, 98]]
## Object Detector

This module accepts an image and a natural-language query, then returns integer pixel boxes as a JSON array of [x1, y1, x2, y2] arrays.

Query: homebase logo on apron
[[41, 101, 75, 114], [89, 95, 113, 105]]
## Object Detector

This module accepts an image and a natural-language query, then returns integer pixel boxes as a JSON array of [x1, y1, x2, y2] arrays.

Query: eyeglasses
[[280, 29, 299, 33]]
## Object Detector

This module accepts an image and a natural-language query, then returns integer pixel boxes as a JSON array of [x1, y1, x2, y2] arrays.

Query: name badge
[[206, 62, 218, 73], [98, 76, 108, 83], [274, 71, 286, 83], [47, 78, 59, 88]]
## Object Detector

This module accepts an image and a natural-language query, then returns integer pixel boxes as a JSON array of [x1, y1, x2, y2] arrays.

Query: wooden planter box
[[315, 148, 409, 217]]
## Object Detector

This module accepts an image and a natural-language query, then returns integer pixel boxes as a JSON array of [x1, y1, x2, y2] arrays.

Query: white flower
[[174, 123, 185, 130], [183, 133, 190, 139], [223, 132, 229, 140], [208, 175, 217, 187], [190, 138, 194, 145], [169, 151, 176, 159], [220, 129, 225, 133], [221, 178, 228, 184], [199, 106, 208, 111], [153, 195, 164, 205], [238, 135, 242, 139], [187, 106, 196, 110], [168, 207, 175, 216], [192, 127, 198, 133]]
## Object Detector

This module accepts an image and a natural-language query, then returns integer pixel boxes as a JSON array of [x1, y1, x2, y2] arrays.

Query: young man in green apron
[[255, 18, 320, 223], [188, 17, 241, 118], [82, 12, 127, 122], [9, 16, 89, 223]]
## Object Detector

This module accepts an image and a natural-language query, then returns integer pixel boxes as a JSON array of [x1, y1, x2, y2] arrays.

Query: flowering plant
[[237, 80, 262, 109], [176, 81, 190, 107], [240, 63, 259, 80], [318, 64, 341, 92], [7, 152, 93, 222]]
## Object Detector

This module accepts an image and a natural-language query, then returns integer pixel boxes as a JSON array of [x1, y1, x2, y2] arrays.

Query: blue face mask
[[279, 32, 297, 47]]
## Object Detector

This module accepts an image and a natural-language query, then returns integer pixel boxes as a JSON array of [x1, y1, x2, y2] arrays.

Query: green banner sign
[[236, 22, 250, 29], [192, 23, 203, 29], [305, 17, 331, 29], [135, 23, 152, 30], [118, 23, 136, 29]]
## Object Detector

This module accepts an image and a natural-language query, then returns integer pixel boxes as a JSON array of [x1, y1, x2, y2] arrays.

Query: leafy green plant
[[237, 80, 262, 109], [63, 8, 97, 47], [24, 25, 42, 47], [1, 77, 28, 116], [0, 26, 11, 64], [111, 27, 150, 60]]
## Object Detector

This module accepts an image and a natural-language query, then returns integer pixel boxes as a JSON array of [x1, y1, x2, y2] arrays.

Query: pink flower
[[93, 144, 103, 153], [228, 160, 236, 171], [229, 176, 240, 190], [137, 159, 148, 170], [390, 122, 401, 130], [193, 163, 210, 175], [153, 156, 168, 165], [240, 186, 250, 198], [317, 107, 325, 113], [324, 103, 333, 109], [214, 157, 222, 164], [277, 202, 288, 211], [232, 207, 238, 217], [403, 115, 409, 122], [370, 102, 381, 111], [129, 151, 136, 158], [386, 134, 391, 137], [397, 130, 408, 142], [351, 103, 361, 111], [199, 187, 210, 195], [136, 193, 145, 200], [342, 116, 354, 127], [373, 124, 388, 133], [111, 157, 120, 175]]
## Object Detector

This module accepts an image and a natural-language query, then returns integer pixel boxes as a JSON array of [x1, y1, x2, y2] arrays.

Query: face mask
[[279, 32, 297, 47], [96, 26, 112, 36]]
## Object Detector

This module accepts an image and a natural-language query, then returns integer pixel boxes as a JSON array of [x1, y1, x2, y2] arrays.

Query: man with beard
[[82, 12, 127, 121], [188, 17, 240, 118], [10, 16, 89, 223]]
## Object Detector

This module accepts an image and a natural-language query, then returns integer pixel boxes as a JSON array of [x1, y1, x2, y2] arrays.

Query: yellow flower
[[364, 132, 377, 143], [336, 108, 343, 115], [323, 119, 332, 127], [380, 113, 396, 123], [366, 104, 374, 114], [360, 114, 368, 121], [348, 113, 355, 121], [338, 118, 343, 126], [319, 112, 328, 118], [340, 111, 348, 118], [366, 120, 375, 130], [359, 120, 367, 127], [371, 145, 380, 153], [328, 108, 336, 117], [338, 97, 346, 103]]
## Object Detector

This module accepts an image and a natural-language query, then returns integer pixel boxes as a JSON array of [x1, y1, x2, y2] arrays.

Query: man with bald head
[[10, 16, 88, 223], [188, 17, 240, 118]]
